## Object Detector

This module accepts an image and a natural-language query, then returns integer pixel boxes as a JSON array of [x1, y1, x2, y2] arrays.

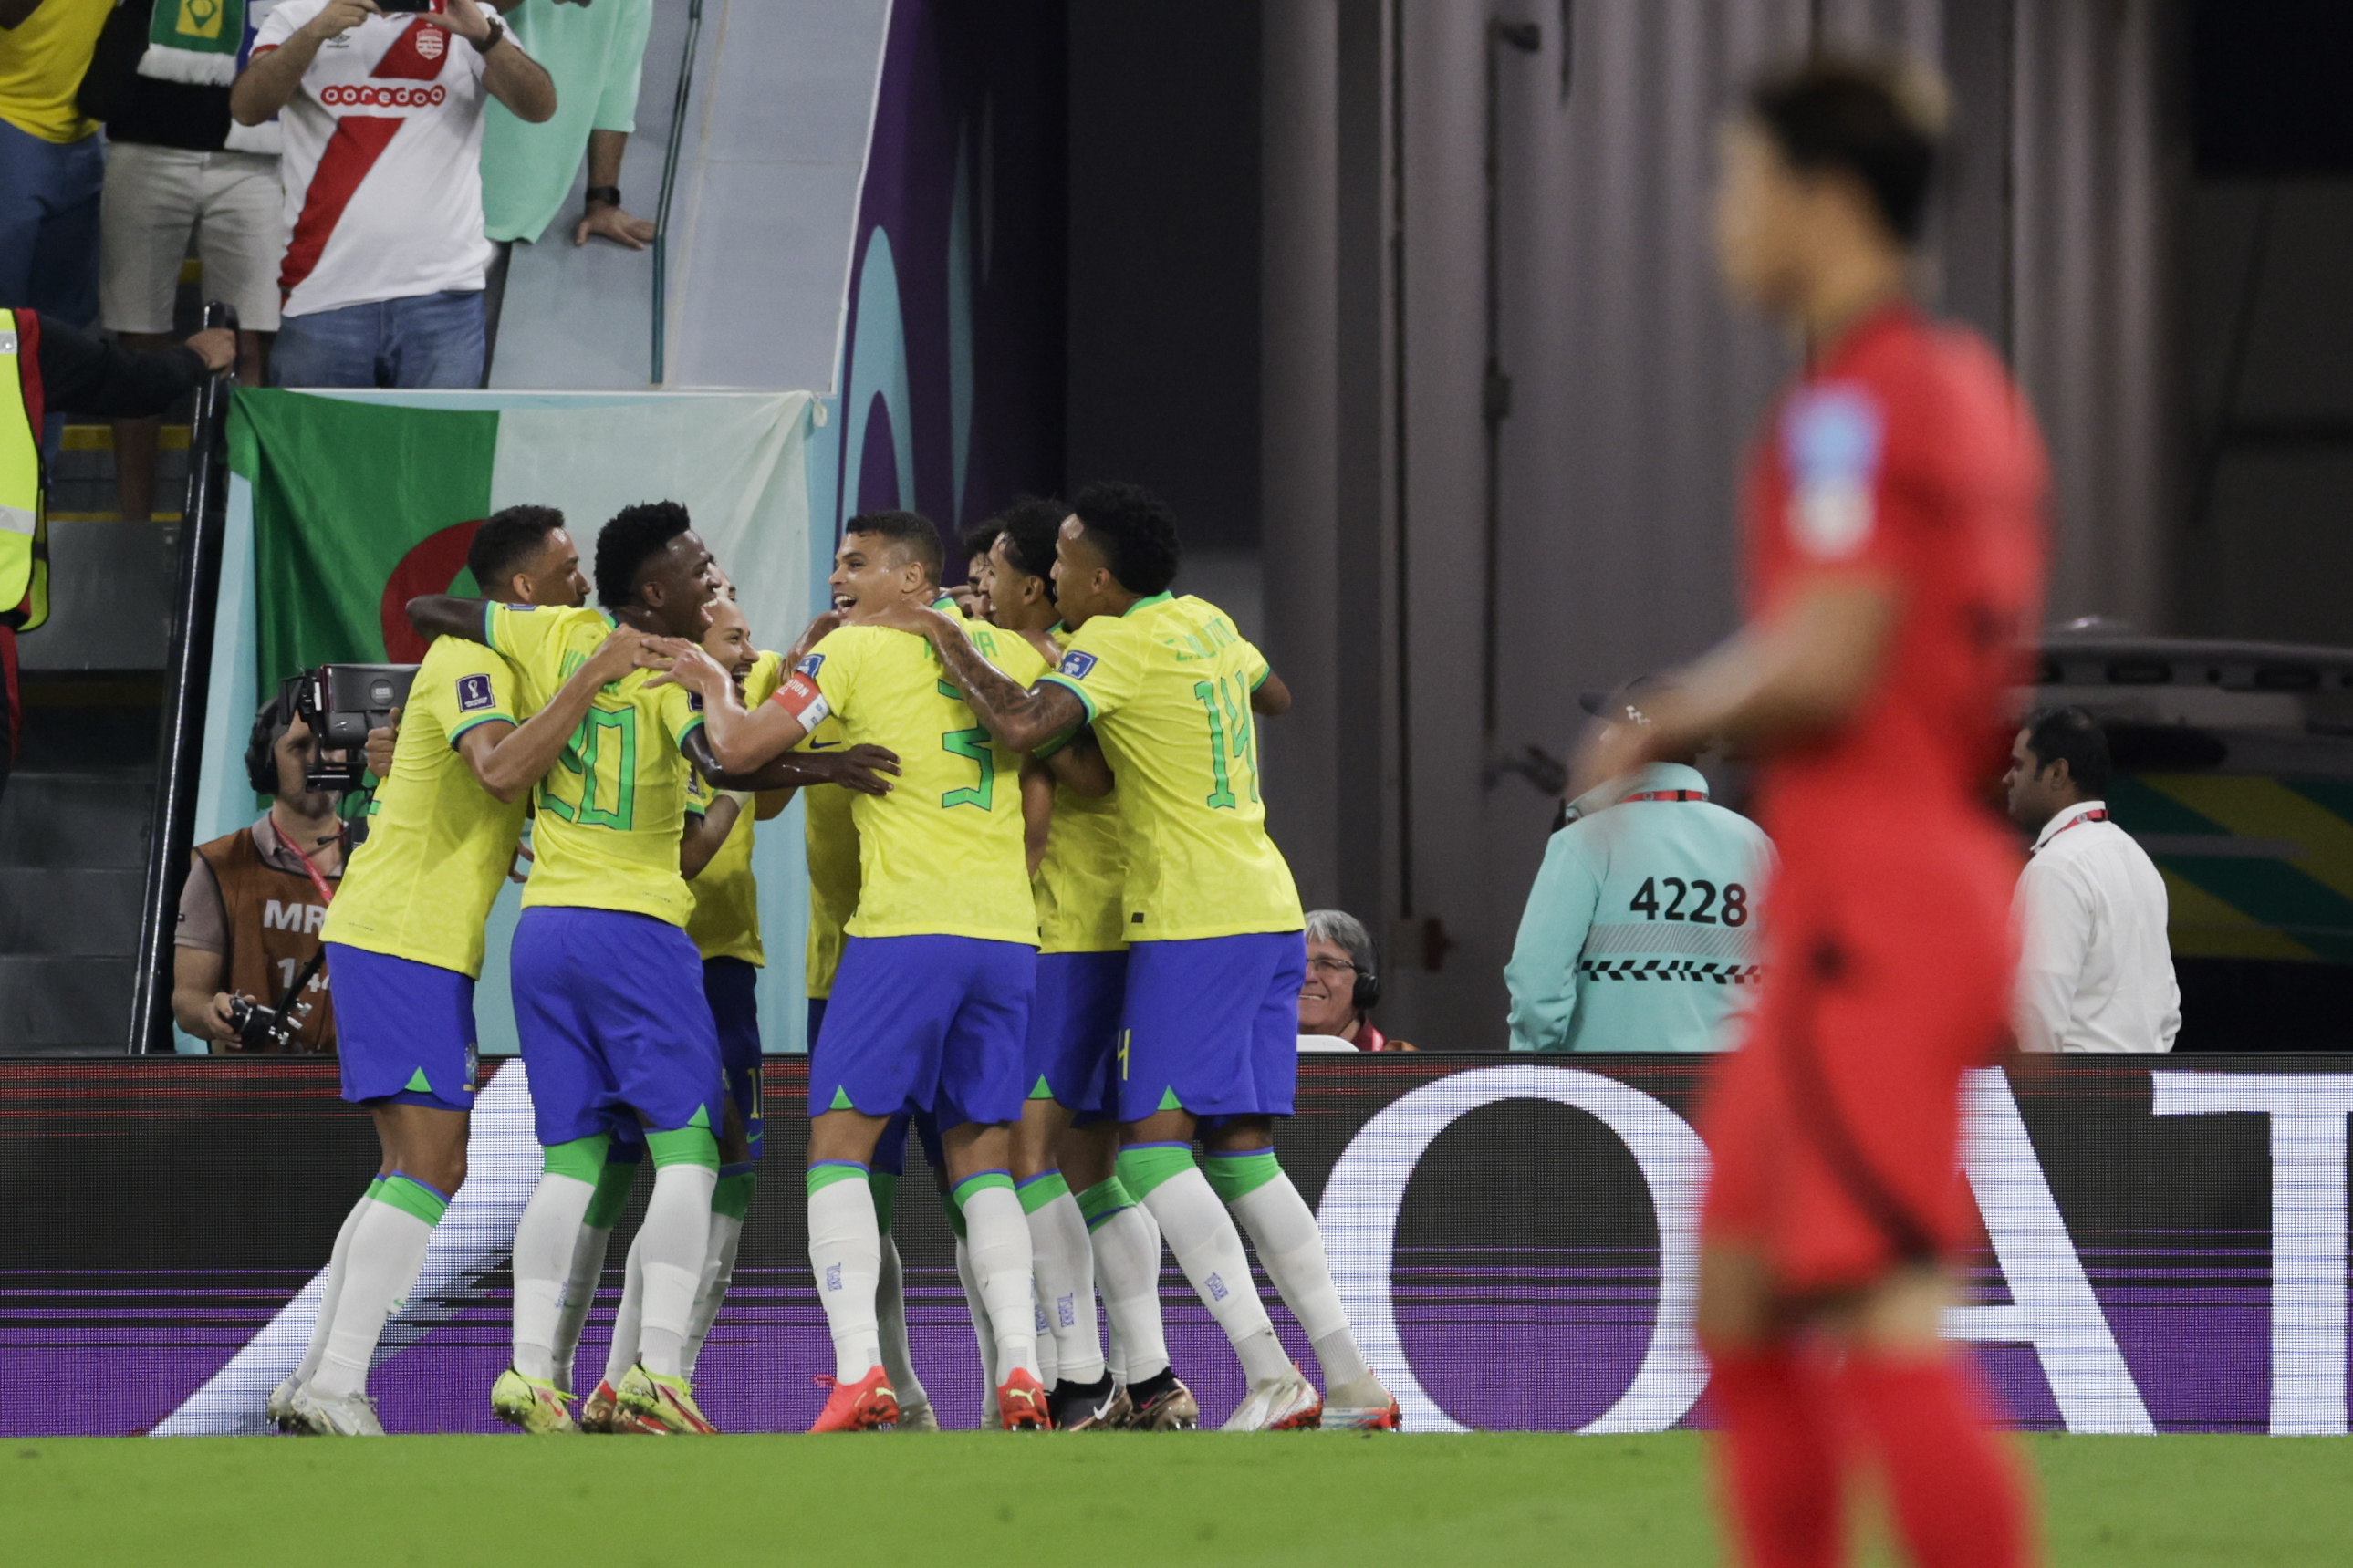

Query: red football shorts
[[1700, 836, 2015, 1295]]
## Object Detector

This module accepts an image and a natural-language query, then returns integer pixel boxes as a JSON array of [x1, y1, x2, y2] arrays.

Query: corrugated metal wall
[[1259, 0, 2177, 1047]]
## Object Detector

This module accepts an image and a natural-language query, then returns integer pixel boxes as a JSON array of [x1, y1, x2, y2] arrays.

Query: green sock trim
[[712, 1170, 757, 1222], [1115, 1143, 1197, 1200], [364, 1176, 386, 1201], [1075, 1176, 1137, 1230], [871, 1172, 900, 1234], [373, 1173, 449, 1227], [806, 1160, 869, 1197], [645, 1125, 721, 1170], [1203, 1149, 1282, 1205], [542, 1134, 611, 1184], [940, 1188, 967, 1240], [1016, 1170, 1072, 1216], [582, 1154, 641, 1229], [951, 1170, 1016, 1210]]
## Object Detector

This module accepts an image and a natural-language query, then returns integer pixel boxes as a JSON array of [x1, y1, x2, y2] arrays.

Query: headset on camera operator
[[172, 685, 352, 1053]]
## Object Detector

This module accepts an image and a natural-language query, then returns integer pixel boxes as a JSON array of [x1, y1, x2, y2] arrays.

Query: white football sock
[[682, 1209, 744, 1380], [954, 1233, 999, 1416], [960, 1182, 1040, 1382], [1225, 1170, 1375, 1394], [549, 1220, 613, 1397], [1091, 1200, 1171, 1384], [634, 1162, 718, 1378], [877, 1231, 930, 1411], [308, 1184, 438, 1401], [807, 1171, 882, 1381], [1022, 1179, 1105, 1385], [294, 1186, 373, 1389], [1143, 1167, 1289, 1384], [600, 1231, 646, 1390], [509, 1170, 595, 1383], [1034, 1293, 1061, 1387]]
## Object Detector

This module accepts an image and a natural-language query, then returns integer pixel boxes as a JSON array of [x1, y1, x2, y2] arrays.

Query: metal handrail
[[128, 301, 236, 1054], [650, 0, 705, 385]]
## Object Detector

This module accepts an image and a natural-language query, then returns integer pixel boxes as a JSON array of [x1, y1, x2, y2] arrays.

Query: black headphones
[[245, 684, 296, 796], [1351, 940, 1380, 1015]]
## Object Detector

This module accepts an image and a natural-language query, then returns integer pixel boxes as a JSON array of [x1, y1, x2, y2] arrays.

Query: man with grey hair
[[1297, 910, 1413, 1051], [1506, 683, 1774, 1053]]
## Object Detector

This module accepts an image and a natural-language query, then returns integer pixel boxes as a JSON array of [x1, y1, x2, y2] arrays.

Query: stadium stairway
[[3, 426, 180, 1054]]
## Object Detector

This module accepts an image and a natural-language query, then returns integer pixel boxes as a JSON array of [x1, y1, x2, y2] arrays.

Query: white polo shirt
[[2014, 800, 2181, 1054], [255, 2, 494, 317]]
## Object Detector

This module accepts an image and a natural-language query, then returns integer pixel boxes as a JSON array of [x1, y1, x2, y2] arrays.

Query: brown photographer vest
[[193, 827, 338, 1054]]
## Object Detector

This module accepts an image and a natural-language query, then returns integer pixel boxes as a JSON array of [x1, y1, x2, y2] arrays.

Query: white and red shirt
[[255, 1, 494, 318]]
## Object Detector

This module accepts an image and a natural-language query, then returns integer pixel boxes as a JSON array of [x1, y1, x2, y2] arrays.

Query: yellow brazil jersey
[[484, 603, 706, 927], [1037, 593, 1303, 940], [320, 637, 529, 977], [0, 0, 108, 144], [1034, 628, 1127, 955], [787, 602, 1044, 945], [799, 712, 859, 998], [685, 650, 786, 965]]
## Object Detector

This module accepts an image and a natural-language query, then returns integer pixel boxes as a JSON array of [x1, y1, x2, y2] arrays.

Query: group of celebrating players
[[263, 45, 2046, 1568], [266, 480, 1400, 1439]]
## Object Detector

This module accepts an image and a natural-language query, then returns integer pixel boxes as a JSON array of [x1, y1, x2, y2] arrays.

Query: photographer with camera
[[172, 687, 346, 1053]]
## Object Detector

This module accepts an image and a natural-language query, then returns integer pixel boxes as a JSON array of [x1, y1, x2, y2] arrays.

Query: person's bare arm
[[680, 725, 899, 796], [679, 795, 743, 880], [859, 601, 1087, 753], [754, 789, 794, 821], [171, 948, 243, 1046], [1020, 761, 1054, 880], [408, 594, 492, 645], [1041, 726, 1114, 799], [455, 628, 663, 804], [1252, 671, 1293, 716], [233, 0, 378, 125], [423, 0, 557, 122], [1571, 576, 1898, 795], [575, 130, 655, 249]]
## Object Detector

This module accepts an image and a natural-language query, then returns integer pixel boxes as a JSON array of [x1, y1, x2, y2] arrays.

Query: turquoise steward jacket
[[1505, 763, 1775, 1053]]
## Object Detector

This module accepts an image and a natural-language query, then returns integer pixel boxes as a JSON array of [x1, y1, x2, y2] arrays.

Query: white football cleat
[[1219, 1364, 1322, 1432], [289, 1386, 385, 1437], [266, 1375, 303, 1432]]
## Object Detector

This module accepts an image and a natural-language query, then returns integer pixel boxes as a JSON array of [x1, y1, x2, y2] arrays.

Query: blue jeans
[[0, 120, 102, 326], [270, 290, 486, 389]]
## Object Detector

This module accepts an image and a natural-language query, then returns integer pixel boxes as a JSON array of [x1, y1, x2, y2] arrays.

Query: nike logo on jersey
[[806, 740, 842, 750]]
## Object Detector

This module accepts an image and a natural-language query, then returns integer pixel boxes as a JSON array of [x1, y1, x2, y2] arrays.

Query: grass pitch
[[4, 1432, 2345, 1567]]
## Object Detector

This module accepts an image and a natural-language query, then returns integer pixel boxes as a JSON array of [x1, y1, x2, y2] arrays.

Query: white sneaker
[[266, 1375, 303, 1432], [290, 1386, 385, 1437], [894, 1397, 941, 1432], [1219, 1364, 1322, 1431]]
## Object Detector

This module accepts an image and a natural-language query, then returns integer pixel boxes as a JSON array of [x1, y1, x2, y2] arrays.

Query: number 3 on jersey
[[1192, 674, 1259, 810], [939, 679, 996, 810]]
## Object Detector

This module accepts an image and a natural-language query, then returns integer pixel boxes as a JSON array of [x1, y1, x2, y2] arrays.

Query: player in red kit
[[1577, 59, 2047, 1568]]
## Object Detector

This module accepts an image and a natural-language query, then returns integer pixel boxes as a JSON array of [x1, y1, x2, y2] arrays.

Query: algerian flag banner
[[208, 388, 823, 1056]]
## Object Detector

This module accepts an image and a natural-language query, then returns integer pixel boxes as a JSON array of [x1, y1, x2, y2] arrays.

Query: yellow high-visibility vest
[[0, 308, 48, 633]]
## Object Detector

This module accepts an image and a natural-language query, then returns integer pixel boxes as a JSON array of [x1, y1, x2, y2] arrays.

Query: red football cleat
[[996, 1368, 1053, 1431], [808, 1368, 899, 1433]]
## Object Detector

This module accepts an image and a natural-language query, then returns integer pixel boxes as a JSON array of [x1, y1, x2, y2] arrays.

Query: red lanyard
[[2036, 807, 2108, 852], [273, 815, 339, 907], [1623, 789, 1705, 803]]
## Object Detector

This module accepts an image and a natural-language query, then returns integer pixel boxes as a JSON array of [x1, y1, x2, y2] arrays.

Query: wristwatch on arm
[[472, 13, 508, 54]]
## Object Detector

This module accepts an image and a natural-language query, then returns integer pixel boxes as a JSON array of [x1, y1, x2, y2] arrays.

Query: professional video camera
[[293, 663, 417, 794]]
